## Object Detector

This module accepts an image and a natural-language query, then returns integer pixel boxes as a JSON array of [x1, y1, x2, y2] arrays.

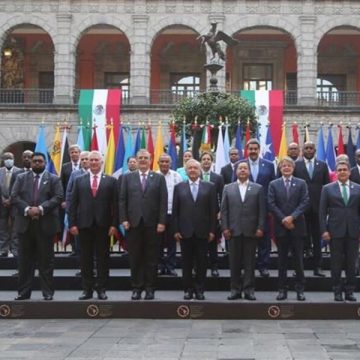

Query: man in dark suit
[[69, 151, 118, 301], [287, 142, 301, 161], [319, 160, 360, 302], [172, 159, 217, 300], [221, 161, 265, 301], [350, 149, 360, 184], [11, 152, 63, 300], [200, 151, 224, 277], [119, 149, 168, 300], [234, 138, 275, 277], [220, 147, 240, 185], [268, 156, 309, 301], [293, 141, 329, 276]]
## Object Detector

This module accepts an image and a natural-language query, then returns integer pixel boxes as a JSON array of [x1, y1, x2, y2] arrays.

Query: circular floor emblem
[[177, 305, 190, 318], [0, 304, 11, 318], [268, 305, 281, 319], [86, 304, 100, 318]]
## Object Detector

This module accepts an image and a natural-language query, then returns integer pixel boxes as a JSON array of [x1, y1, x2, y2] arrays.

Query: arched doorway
[[2, 141, 35, 167]]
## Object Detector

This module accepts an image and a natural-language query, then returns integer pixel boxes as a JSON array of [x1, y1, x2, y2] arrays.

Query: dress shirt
[[72, 162, 79, 171], [138, 169, 150, 182], [158, 170, 182, 214], [237, 179, 248, 201], [90, 171, 102, 190], [337, 180, 350, 200]]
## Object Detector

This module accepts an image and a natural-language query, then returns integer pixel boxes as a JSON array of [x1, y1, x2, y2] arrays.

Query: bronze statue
[[197, 22, 239, 62]]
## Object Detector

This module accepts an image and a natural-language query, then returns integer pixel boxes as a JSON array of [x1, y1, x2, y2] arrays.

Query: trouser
[[0, 207, 18, 256], [257, 215, 271, 271], [158, 215, 176, 272], [304, 210, 322, 269]]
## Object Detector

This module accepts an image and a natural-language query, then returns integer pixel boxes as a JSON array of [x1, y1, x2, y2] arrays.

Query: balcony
[[73, 88, 130, 105], [0, 88, 54, 104]]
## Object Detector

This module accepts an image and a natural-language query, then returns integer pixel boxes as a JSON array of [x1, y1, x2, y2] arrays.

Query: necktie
[[204, 172, 210, 182], [285, 179, 291, 199], [307, 160, 313, 178], [341, 183, 348, 205], [251, 162, 258, 182], [91, 175, 98, 197], [191, 182, 198, 201], [73, 163, 78, 171], [141, 173, 147, 192], [32, 175, 40, 206]]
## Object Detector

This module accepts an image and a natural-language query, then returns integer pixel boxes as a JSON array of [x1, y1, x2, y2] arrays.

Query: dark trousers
[[257, 215, 271, 271], [229, 235, 257, 294], [304, 210, 322, 268], [128, 220, 158, 291], [17, 221, 54, 297], [277, 231, 305, 292], [158, 215, 176, 272], [330, 236, 359, 294], [0, 207, 18, 256], [79, 225, 110, 293], [180, 236, 208, 293], [207, 234, 218, 269]]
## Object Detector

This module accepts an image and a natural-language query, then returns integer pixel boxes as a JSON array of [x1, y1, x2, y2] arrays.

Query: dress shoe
[[211, 268, 219, 277], [75, 271, 82, 277], [131, 290, 142, 300], [0, 252, 8, 257], [259, 269, 270, 278], [11, 272, 18, 277], [297, 292, 306, 301], [144, 290, 155, 300], [166, 269, 178, 277], [97, 291, 108, 300], [195, 291, 205, 300], [227, 291, 242, 300], [345, 293, 357, 302], [276, 290, 287, 301], [14, 294, 30, 300], [78, 292, 93, 300], [183, 291, 193, 300], [244, 292, 256, 301], [157, 268, 165, 276], [313, 268, 326, 277], [334, 293, 344, 302], [43, 295, 53, 301]]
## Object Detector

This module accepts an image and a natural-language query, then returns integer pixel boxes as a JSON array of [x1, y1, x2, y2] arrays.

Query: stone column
[[297, 15, 317, 106], [53, 13, 75, 105], [129, 14, 150, 104]]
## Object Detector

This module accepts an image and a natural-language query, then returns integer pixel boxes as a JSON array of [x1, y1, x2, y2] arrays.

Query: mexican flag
[[78, 89, 122, 154], [240, 90, 283, 156]]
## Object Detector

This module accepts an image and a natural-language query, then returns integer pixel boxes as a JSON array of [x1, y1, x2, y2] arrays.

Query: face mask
[[4, 159, 14, 169], [32, 166, 45, 174]]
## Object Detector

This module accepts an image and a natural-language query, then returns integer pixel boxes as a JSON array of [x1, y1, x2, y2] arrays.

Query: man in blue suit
[[268, 156, 309, 301], [319, 160, 360, 302], [234, 138, 275, 277]]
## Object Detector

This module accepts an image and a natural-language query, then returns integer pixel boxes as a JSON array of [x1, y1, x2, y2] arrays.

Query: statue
[[197, 22, 239, 62]]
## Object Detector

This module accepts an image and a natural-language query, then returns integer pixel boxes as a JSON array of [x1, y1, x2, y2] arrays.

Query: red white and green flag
[[240, 90, 283, 156], [200, 124, 212, 152]]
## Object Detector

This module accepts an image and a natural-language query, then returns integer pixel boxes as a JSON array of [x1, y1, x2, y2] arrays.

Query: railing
[[0, 88, 54, 104], [317, 91, 360, 107], [73, 88, 130, 105], [150, 89, 200, 104]]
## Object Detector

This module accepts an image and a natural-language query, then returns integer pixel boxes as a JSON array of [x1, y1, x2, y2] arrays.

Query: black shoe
[[97, 291, 108, 300], [211, 269, 219, 277], [0, 252, 8, 257], [345, 293, 357, 302], [184, 291, 193, 300], [244, 292, 256, 301], [314, 268, 326, 277], [75, 271, 82, 277], [11, 272, 18, 277], [43, 295, 53, 301], [14, 294, 30, 300], [276, 290, 287, 301], [157, 268, 165, 276], [131, 290, 141, 300], [78, 292, 93, 300], [259, 269, 270, 278], [144, 290, 154, 300], [166, 269, 178, 277], [227, 291, 242, 300], [334, 293, 344, 302], [297, 292, 306, 301], [195, 291, 205, 300]]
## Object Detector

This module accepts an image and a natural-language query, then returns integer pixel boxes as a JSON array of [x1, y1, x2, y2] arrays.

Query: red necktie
[[91, 175, 98, 197]]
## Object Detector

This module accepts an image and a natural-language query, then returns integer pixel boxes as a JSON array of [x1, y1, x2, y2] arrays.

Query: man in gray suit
[[11, 152, 63, 300], [319, 160, 360, 302], [221, 160, 265, 301], [120, 149, 168, 300]]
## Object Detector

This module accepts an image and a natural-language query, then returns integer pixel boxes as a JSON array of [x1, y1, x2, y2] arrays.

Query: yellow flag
[[51, 126, 61, 175], [278, 123, 288, 161], [152, 123, 164, 171], [104, 125, 115, 175]]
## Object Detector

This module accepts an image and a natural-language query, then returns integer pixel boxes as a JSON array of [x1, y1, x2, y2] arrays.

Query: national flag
[[122, 127, 133, 173], [240, 90, 284, 155], [235, 123, 243, 159], [316, 125, 326, 161], [215, 124, 226, 174], [337, 124, 345, 155], [147, 127, 154, 168], [292, 123, 299, 144], [134, 127, 141, 155], [278, 123, 288, 161], [178, 122, 187, 168], [326, 126, 336, 171], [192, 125, 202, 160], [60, 128, 70, 173], [167, 123, 177, 170], [50, 125, 61, 175], [76, 124, 85, 151], [347, 126, 356, 167], [153, 122, 164, 172], [223, 123, 230, 163], [141, 127, 146, 148], [114, 125, 125, 172], [304, 125, 311, 143], [104, 124, 115, 175], [91, 125, 99, 151], [35, 124, 49, 163], [78, 89, 122, 155], [356, 126, 360, 150], [263, 126, 275, 162], [200, 123, 212, 152], [243, 122, 251, 158]]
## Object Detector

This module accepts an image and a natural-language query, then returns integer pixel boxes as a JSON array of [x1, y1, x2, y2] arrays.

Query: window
[[104, 72, 129, 102], [243, 64, 272, 90], [170, 74, 200, 97], [317, 75, 346, 104]]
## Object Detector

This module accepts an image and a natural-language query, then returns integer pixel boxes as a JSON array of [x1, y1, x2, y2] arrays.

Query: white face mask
[[4, 159, 14, 169]]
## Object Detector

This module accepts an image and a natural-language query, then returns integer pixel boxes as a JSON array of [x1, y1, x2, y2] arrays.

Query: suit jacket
[[268, 176, 310, 237], [221, 181, 265, 238], [119, 170, 168, 228], [293, 158, 329, 213], [69, 172, 118, 229], [201, 171, 224, 211], [172, 180, 217, 239], [350, 166, 360, 184], [220, 163, 235, 185], [0, 166, 20, 199], [65, 168, 88, 213], [11, 170, 63, 236], [319, 181, 360, 239], [61, 162, 76, 191]]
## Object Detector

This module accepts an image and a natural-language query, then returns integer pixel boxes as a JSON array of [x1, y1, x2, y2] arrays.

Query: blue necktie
[[307, 161, 313, 178], [191, 182, 198, 201], [251, 162, 258, 182]]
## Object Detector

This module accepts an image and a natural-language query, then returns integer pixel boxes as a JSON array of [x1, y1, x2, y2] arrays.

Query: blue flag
[[316, 125, 326, 162], [356, 127, 360, 150], [167, 127, 177, 170], [223, 124, 230, 163], [122, 127, 133, 173], [133, 127, 141, 155], [35, 125, 49, 163], [235, 124, 243, 159], [76, 126, 85, 151], [114, 126, 125, 172], [263, 126, 275, 162], [346, 127, 355, 167], [326, 126, 336, 171]]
